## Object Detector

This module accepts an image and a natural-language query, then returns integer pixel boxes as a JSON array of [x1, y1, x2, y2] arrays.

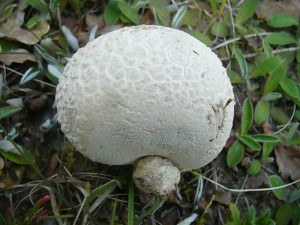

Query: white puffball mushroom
[[56, 25, 235, 195]]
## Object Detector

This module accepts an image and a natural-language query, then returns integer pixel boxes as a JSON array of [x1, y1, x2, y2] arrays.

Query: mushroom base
[[133, 156, 180, 195]]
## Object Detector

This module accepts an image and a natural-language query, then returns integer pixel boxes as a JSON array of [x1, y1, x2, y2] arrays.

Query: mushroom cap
[[56, 25, 234, 170]]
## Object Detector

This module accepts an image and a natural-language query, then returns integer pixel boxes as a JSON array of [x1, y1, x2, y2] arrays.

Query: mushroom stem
[[133, 156, 181, 195]]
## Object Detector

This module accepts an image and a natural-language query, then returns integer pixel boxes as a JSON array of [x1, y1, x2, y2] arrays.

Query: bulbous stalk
[[133, 156, 181, 196]]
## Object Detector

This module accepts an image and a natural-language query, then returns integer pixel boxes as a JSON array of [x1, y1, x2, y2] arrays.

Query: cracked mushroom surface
[[56, 25, 234, 194]]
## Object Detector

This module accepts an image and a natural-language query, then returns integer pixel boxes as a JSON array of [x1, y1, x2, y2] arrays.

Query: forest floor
[[0, 0, 300, 224]]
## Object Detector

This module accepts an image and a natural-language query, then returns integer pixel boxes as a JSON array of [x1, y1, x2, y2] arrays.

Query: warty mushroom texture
[[56, 25, 235, 195]]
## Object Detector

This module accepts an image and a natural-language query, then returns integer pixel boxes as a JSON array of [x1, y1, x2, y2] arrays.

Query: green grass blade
[[227, 140, 244, 167], [110, 200, 118, 225], [251, 56, 281, 78], [149, 0, 170, 26], [26, 0, 48, 14], [233, 47, 248, 80], [171, 5, 187, 28], [269, 175, 286, 200], [280, 76, 299, 99], [235, 0, 259, 24], [266, 32, 297, 46], [237, 135, 261, 151], [85, 180, 119, 206], [247, 159, 261, 175], [128, 177, 134, 225], [104, 0, 120, 25], [228, 203, 241, 223], [262, 39, 273, 58], [254, 99, 270, 125], [251, 134, 279, 143], [241, 98, 253, 135], [264, 60, 287, 95], [208, 0, 217, 15], [117, 0, 140, 25], [136, 200, 164, 222], [267, 13, 299, 28], [0, 212, 7, 225], [0, 106, 22, 120], [262, 143, 275, 162]]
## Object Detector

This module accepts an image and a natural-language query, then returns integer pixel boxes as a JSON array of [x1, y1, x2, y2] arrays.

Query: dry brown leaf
[[0, 166, 25, 189], [40, 38, 57, 56], [26, 95, 48, 111], [31, 20, 50, 40], [100, 24, 124, 36], [0, 49, 37, 65], [85, 14, 98, 28], [275, 144, 300, 181], [256, 0, 300, 19], [161, 207, 179, 225], [76, 31, 89, 46], [0, 18, 49, 45], [0, 157, 4, 170], [213, 189, 231, 205], [85, 14, 104, 31], [43, 153, 58, 178], [143, 9, 155, 25]]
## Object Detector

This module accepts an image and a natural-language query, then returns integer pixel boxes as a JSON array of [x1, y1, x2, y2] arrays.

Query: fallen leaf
[[0, 48, 37, 65], [0, 166, 25, 189], [26, 95, 48, 111], [85, 14, 104, 31], [161, 207, 179, 225], [0, 18, 49, 45], [213, 189, 231, 205], [99, 24, 124, 36], [43, 153, 58, 178], [275, 144, 300, 181], [247, 37, 261, 50], [31, 20, 50, 41], [143, 9, 155, 25], [0, 157, 4, 170], [225, 137, 235, 148], [61, 16, 78, 31], [256, 0, 300, 19], [246, 170, 269, 189], [76, 30, 89, 46], [40, 38, 57, 56], [167, 191, 192, 208]]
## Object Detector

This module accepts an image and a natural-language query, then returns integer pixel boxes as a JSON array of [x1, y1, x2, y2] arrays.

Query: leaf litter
[[256, 0, 300, 19], [0, 18, 49, 45], [275, 144, 300, 183]]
